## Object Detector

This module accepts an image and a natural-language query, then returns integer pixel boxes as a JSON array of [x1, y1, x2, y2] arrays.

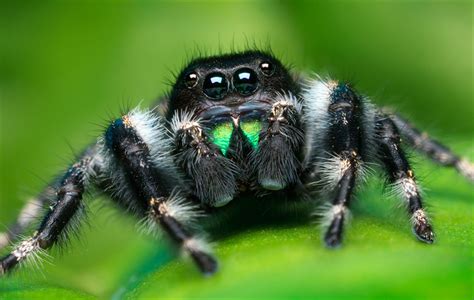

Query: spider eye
[[259, 61, 274, 76], [203, 72, 228, 100], [185, 72, 198, 88], [233, 68, 258, 96]]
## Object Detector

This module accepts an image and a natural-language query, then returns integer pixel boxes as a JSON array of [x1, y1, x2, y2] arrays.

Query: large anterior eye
[[233, 68, 258, 96], [203, 72, 228, 100]]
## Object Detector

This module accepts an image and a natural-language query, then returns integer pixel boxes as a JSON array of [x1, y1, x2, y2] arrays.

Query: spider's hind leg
[[388, 112, 473, 182], [376, 115, 434, 243]]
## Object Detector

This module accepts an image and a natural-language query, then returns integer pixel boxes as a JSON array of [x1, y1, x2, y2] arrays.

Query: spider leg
[[252, 94, 304, 190], [0, 187, 53, 251], [147, 196, 216, 274], [317, 82, 364, 248], [0, 145, 102, 275], [106, 111, 218, 274], [388, 112, 473, 182], [376, 115, 434, 243]]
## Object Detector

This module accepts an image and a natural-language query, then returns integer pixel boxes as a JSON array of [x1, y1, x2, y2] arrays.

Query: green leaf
[[0, 283, 95, 300]]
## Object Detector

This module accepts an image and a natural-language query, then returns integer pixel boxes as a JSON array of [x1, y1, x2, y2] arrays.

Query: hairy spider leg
[[0, 145, 102, 275], [0, 181, 58, 251], [388, 113, 474, 182], [321, 82, 364, 248], [376, 116, 434, 243], [251, 94, 304, 191], [0, 143, 107, 252], [106, 112, 218, 274]]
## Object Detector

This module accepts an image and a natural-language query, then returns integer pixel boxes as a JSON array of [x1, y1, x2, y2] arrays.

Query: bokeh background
[[0, 1, 472, 299]]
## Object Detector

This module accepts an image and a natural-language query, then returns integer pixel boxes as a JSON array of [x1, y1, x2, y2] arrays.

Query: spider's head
[[167, 50, 299, 121]]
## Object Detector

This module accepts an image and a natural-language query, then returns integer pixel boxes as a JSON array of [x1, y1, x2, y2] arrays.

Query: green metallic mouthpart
[[241, 120, 262, 150], [211, 122, 234, 155]]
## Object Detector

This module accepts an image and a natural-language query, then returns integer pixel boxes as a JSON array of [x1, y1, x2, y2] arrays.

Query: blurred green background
[[0, 1, 472, 299]]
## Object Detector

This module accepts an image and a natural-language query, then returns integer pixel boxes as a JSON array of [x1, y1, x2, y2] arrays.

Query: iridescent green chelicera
[[211, 120, 262, 155], [211, 122, 234, 155], [240, 120, 262, 150]]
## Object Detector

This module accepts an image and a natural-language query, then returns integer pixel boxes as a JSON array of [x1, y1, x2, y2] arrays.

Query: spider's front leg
[[106, 110, 218, 274], [0, 145, 102, 275], [316, 82, 365, 248], [376, 116, 434, 243], [251, 94, 304, 190]]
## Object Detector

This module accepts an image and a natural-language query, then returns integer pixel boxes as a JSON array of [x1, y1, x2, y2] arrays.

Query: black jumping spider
[[1, 50, 472, 276]]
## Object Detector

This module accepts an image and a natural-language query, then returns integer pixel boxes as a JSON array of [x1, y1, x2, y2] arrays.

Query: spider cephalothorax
[[1, 50, 473, 276]]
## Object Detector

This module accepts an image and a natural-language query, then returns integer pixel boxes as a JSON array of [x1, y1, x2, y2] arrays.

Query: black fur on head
[[166, 50, 300, 120]]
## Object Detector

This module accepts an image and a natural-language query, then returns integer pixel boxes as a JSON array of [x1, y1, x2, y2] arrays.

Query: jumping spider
[[1, 50, 473, 276]]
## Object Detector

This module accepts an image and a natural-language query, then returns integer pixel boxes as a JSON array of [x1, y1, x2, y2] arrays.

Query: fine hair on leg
[[105, 109, 218, 274], [387, 112, 474, 182], [375, 115, 434, 243], [0, 144, 103, 275]]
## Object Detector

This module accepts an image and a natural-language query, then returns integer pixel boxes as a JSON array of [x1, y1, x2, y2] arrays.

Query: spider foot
[[412, 209, 435, 244], [324, 234, 343, 249], [323, 215, 344, 249], [190, 250, 218, 276], [455, 158, 474, 183]]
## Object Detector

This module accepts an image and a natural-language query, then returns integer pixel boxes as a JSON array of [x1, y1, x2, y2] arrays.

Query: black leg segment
[[106, 114, 218, 274], [322, 82, 363, 248], [389, 113, 473, 182], [324, 164, 357, 247], [376, 116, 434, 243], [150, 198, 217, 274], [0, 147, 99, 275], [0, 185, 55, 251]]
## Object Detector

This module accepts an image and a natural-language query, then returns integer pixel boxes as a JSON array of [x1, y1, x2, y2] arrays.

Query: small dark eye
[[185, 72, 198, 88], [259, 61, 274, 76], [233, 68, 258, 96], [203, 72, 228, 100]]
